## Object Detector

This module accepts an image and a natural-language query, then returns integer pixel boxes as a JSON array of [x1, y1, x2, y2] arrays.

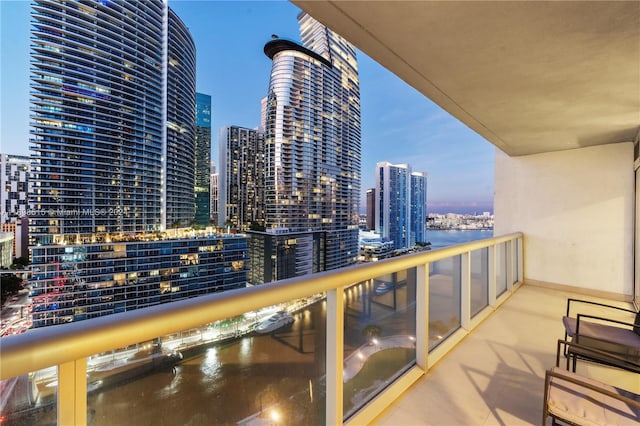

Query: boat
[[255, 311, 294, 334], [374, 282, 394, 295]]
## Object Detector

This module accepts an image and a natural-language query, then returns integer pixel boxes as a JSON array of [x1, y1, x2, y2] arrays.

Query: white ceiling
[[293, 1, 640, 156]]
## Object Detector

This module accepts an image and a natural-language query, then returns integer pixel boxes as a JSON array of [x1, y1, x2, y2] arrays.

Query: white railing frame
[[0, 233, 523, 425]]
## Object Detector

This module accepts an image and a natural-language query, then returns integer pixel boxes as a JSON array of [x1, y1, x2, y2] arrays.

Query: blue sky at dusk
[[0, 0, 495, 213]]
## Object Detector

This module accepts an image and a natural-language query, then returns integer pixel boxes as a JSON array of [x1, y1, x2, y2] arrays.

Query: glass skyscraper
[[376, 162, 428, 250], [194, 93, 212, 226], [165, 9, 197, 228], [263, 13, 361, 272], [29, 0, 196, 244], [410, 171, 428, 245]]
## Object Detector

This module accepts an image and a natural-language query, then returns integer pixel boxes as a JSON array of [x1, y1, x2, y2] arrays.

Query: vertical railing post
[[58, 358, 87, 425], [506, 240, 514, 292], [518, 236, 524, 283], [326, 288, 344, 424], [488, 244, 496, 307], [460, 252, 471, 330], [415, 263, 429, 370]]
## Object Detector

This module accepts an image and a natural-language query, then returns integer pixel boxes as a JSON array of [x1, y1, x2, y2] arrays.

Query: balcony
[[3, 233, 639, 425], [0, 233, 527, 424]]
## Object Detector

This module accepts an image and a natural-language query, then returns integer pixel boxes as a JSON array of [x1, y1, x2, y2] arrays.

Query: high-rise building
[[219, 126, 265, 230], [165, 9, 197, 228], [262, 13, 361, 274], [30, 0, 196, 244], [376, 162, 411, 250], [194, 93, 212, 226], [210, 161, 219, 225], [410, 172, 428, 245], [1, 154, 32, 224], [366, 188, 375, 231], [376, 162, 428, 250], [26, 1, 247, 327]]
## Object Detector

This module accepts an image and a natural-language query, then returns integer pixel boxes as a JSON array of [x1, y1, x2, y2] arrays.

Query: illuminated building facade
[[194, 93, 212, 226], [29, 0, 196, 244], [219, 126, 266, 230], [30, 234, 248, 327], [262, 13, 361, 273]]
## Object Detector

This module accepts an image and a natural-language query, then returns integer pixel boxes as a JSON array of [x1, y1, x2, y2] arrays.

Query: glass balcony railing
[[0, 232, 522, 425]]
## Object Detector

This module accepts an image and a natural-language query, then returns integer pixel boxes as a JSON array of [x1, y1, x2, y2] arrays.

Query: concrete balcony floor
[[374, 284, 640, 425]]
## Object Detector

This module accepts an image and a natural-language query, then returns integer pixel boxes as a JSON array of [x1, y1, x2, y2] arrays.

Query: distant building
[[1, 220, 28, 260], [247, 229, 325, 285], [410, 172, 428, 244], [210, 161, 219, 225], [261, 13, 361, 276], [1, 154, 32, 224], [376, 162, 428, 250], [219, 126, 266, 230], [359, 230, 394, 261], [0, 232, 13, 268], [366, 188, 375, 230], [194, 93, 212, 226], [29, 233, 248, 327]]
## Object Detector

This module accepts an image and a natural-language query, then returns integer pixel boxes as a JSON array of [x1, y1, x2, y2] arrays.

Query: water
[[426, 229, 493, 250]]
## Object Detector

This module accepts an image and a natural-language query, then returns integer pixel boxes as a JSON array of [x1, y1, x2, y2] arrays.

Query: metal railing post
[[461, 252, 471, 330], [326, 288, 344, 424], [488, 244, 497, 307], [58, 358, 87, 425], [415, 263, 429, 370]]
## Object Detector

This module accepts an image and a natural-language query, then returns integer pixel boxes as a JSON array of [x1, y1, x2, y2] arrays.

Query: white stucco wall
[[494, 142, 634, 296]]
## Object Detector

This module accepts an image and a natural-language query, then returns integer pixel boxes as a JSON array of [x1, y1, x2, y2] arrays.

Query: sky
[[0, 0, 495, 214]]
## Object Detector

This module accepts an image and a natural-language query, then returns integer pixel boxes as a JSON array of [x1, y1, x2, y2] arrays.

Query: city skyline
[[0, 0, 495, 214]]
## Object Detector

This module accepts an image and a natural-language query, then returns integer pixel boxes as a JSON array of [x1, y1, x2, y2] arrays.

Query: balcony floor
[[374, 284, 640, 425]]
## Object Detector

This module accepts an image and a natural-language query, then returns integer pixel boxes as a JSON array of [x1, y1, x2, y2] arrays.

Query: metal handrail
[[0, 232, 522, 380]]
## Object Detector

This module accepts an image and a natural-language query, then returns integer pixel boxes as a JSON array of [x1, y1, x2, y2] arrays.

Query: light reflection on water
[[200, 346, 219, 378], [239, 337, 251, 363]]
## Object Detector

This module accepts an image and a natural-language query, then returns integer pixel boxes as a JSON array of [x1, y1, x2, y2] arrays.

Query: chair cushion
[[547, 367, 640, 425], [562, 317, 640, 350]]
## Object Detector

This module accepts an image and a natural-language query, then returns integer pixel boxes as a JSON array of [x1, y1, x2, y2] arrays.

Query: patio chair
[[562, 298, 639, 343], [543, 340, 640, 425], [562, 299, 640, 361], [543, 367, 640, 425]]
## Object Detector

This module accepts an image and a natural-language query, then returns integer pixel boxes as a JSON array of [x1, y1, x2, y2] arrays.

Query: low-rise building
[[29, 232, 248, 327], [0, 232, 13, 268]]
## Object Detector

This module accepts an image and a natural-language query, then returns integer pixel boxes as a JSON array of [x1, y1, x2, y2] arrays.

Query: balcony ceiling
[[293, 1, 640, 156]]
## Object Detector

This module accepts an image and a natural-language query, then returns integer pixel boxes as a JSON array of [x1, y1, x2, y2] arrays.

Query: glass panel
[[1, 366, 57, 425], [496, 242, 508, 296], [343, 269, 417, 419], [470, 248, 489, 317], [86, 296, 326, 425], [428, 256, 461, 350]]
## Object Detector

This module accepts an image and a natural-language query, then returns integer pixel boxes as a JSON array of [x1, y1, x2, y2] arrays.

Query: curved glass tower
[[166, 9, 197, 228], [30, 0, 196, 244], [263, 13, 361, 271]]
